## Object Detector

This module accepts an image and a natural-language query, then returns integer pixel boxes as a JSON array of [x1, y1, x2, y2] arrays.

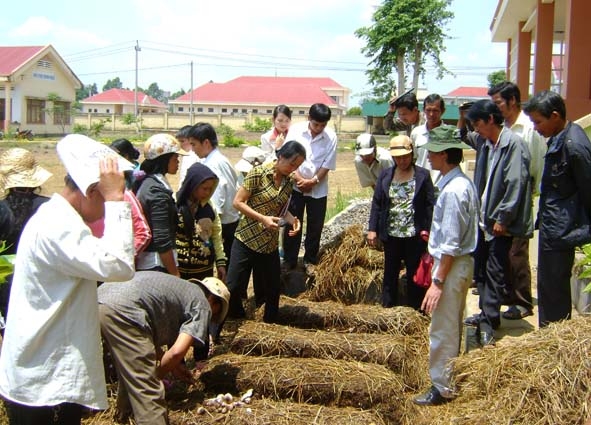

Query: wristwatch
[[432, 277, 444, 286]]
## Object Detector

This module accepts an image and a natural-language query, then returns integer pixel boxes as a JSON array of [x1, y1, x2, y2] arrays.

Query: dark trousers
[[538, 247, 574, 327], [4, 400, 83, 425], [479, 235, 513, 333], [473, 230, 486, 288], [508, 237, 533, 311], [226, 239, 280, 323], [282, 191, 327, 266], [222, 221, 239, 265], [382, 235, 427, 310]]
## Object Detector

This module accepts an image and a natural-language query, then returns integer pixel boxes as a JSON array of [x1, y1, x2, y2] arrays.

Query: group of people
[[0, 101, 340, 424], [357, 86, 591, 406]]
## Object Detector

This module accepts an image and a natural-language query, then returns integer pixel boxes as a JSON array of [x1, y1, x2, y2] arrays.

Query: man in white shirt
[[283, 103, 338, 276], [0, 135, 135, 424], [488, 81, 546, 320], [176, 124, 199, 190], [411, 93, 448, 183], [354, 133, 393, 189], [188, 123, 240, 270]]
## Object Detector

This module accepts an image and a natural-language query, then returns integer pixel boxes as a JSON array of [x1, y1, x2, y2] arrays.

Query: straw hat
[[189, 276, 230, 324], [143, 133, 188, 160], [389, 135, 413, 157], [0, 148, 52, 199]]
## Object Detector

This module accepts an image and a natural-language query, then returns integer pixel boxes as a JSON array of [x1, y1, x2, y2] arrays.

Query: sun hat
[[235, 146, 266, 173], [57, 134, 134, 196], [190, 277, 230, 324], [423, 126, 472, 152], [143, 133, 188, 160], [0, 148, 52, 198], [355, 134, 376, 156], [389, 135, 413, 157]]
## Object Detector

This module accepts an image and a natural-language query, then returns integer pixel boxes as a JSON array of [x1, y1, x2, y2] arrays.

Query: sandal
[[502, 305, 533, 320]]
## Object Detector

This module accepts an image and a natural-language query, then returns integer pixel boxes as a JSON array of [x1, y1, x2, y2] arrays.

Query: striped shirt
[[428, 166, 479, 259], [235, 162, 294, 253]]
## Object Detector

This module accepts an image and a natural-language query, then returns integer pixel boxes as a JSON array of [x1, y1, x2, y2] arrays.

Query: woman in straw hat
[[0, 148, 52, 255], [367, 135, 435, 310]]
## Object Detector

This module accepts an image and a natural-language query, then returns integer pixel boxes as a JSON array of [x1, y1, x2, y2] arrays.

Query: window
[[208, 107, 214, 113], [106, 109, 110, 113], [232, 108, 238, 113], [26, 99, 45, 124], [94, 109, 98, 113], [241, 109, 247, 113], [221, 108, 228, 113], [299, 110, 305, 115], [179, 107, 184, 112], [252, 109, 258, 113], [52, 101, 71, 125], [266, 109, 272, 114], [197, 107, 203, 112]]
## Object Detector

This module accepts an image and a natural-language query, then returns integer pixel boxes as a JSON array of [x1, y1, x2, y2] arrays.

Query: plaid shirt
[[235, 162, 293, 253]]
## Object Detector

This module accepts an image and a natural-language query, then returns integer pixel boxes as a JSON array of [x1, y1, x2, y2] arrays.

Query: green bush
[[244, 117, 272, 132]]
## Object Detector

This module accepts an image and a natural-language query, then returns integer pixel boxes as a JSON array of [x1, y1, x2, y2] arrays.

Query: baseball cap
[[423, 126, 472, 152], [235, 146, 266, 173], [355, 134, 376, 156]]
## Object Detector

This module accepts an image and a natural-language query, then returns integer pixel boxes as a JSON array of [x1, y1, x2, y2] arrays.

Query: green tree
[[44, 93, 78, 134], [76, 83, 98, 101], [170, 88, 186, 99], [346, 106, 362, 116], [145, 82, 165, 102], [487, 70, 507, 88], [355, 0, 454, 100], [103, 77, 123, 92], [120, 113, 143, 134]]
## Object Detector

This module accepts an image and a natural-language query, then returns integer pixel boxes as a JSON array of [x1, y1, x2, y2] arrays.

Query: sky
[[1, 0, 505, 106]]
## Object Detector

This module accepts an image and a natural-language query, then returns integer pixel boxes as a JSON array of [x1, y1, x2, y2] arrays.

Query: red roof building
[[169, 76, 350, 116], [0, 45, 82, 134], [80, 88, 167, 114], [446, 86, 489, 98]]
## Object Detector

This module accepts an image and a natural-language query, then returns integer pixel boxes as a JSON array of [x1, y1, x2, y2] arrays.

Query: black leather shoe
[[413, 386, 450, 406], [463, 314, 480, 327], [479, 330, 496, 347]]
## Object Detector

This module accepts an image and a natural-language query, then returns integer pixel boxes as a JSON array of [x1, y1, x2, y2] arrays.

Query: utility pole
[[134, 40, 141, 118], [190, 61, 194, 124]]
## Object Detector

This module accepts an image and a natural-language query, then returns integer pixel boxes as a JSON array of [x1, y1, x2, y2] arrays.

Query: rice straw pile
[[199, 353, 406, 414], [309, 225, 383, 304], [264, 295, 429, 337], [231, 321, 429, 390], [400, 317, 591, 425], [169, 398, 387, 425]]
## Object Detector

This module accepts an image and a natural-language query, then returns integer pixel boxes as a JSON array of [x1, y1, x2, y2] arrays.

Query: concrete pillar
[[506, 38, 512, 80], [517, 21, 532, 98], [532, 0, 554, 93], [563, 0, 591, 120], [4, 82, 11, 133]]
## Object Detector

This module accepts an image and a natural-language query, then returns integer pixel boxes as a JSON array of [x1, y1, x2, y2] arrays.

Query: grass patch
[[325, 187, 372, 221]]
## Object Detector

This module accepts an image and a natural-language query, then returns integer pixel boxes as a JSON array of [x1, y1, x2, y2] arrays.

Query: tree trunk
[[396, 55, 406, 94], [412, 45, 422, 90]]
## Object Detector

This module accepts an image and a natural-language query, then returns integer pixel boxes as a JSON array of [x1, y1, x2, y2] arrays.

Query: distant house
[[0, 44, 82, 134], [169, 76, 350, 116], [80, 88, 167, 115], [444, 86, 489, 105]]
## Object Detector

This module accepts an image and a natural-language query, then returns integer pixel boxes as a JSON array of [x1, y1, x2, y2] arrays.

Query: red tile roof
[[81, 88, 166, 108], [0, 46, 45, 76], [174, 76, 346, 105], [446, 86, 489, 97]]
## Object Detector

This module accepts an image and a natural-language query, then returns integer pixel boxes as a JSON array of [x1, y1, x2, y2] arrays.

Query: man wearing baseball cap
[[414, 126, 479, 406], [0, 135, 135, 423], [354, 133, 393, 190], [98, 271, 230, 425]]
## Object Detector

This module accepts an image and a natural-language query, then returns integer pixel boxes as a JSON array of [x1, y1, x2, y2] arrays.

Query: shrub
[[244, 117, 272, 132]]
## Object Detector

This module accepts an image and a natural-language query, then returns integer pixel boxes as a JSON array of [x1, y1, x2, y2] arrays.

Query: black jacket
[[539, 121, 591, 250], [368, 165, 434, 242]]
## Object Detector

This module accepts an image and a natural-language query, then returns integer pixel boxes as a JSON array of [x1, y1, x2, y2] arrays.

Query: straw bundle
[[264, 295, 429, 336], [401, 317, 591, 425], [230, 321, 429, 390], [199, 353, 405, 412], [169, 398, 387, 425], [310, 225, 384, 304]]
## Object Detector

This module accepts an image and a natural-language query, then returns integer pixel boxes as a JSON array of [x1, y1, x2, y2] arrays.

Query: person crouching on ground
[[226, 140, 306, 323], [98, 271, 230, 425]]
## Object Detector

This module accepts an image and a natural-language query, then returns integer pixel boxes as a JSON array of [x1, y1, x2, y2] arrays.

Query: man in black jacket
[[523, 90, 591, 327]]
